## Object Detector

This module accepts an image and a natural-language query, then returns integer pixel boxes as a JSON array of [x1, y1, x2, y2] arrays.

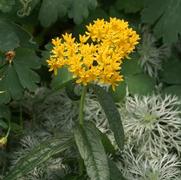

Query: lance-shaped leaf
[[4, 134, 73, 180], [108, 159, 127, 180], [74, 122, 110, 180], [93, 85, 124, 150]]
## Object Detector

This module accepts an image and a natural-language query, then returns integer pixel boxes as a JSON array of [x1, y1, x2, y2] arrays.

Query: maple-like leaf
[[142, 0, 181, 43]]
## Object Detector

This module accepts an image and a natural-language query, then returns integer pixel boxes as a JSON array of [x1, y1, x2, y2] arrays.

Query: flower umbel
[[47, 18, 139, 89]]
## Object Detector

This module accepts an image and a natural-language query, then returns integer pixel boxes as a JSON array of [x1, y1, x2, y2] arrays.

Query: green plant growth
[[1, 0, 181, 179]]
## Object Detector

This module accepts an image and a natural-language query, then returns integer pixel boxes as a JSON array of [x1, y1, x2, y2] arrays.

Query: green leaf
[[126, 73, 155, 95], [0, 87, 11, 104], [161, 58, 181, 84], [39, 0, 98, 27], [0, 104, 10, 129], [93, 85, 124, 150], [4, 134, 73, 180], [0, 119, 8, 129], [65, 81, 81, 101], [12, 23, 37, 49], [0, 104, 11, 120], [51, 67, 73, 89], [99, 131, 115, 155], [163, 85, 181, 97], [0, 19, 20, 51], [142, 0, 181, 43], [74, 122, 110, 180], [0, 65, 23, 103], [109, 81, 126, 102], [0, 0, 15, 13], [108, 160, 126, 180], [0, 48, 41, 103], [41, 43, 53, 65], [13, 48, 41, 91], [73, 8, 108, 36], [68, 0, 97, 24], [122, 58, 142, 76], [115, 0, 144, 13], [39, 0, 69, 27], [7, 65, 24, 99]]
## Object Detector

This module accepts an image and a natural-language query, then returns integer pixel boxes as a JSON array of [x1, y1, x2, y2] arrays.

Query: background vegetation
[[1, 0, 181, 179]]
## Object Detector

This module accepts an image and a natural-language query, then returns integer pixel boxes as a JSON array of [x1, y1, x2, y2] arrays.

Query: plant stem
[[20, 104, 23, 130], [5, 118, 11, 139], [79, 86, 87, 125]]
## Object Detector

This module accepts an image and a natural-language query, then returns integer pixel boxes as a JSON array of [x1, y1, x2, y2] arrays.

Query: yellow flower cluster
[[47, 18, 139, 89]]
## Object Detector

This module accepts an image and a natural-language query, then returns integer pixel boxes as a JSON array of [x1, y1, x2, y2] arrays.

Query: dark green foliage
[[99, 130, 116, 155], [4, 134, 73, 180], [0, 48, 40, 104], [0, 19, 19, 52], [0, 0, 181, 179], [163, 85, 181, 98], [51, 68, 73, 90], [0, 105, 10, 129], [161, 57, 181, 84], [142, 0, 181, 43], [126, 74, 156, 95], [93, 85, 124, 150], [0, 0, 15, 13], [65, 81, 81, 101], [39, 0, 98, 27], [74, 122, 110, 180], [38, 0, 70, 27], [109, 160, 127, 180], [116, 0, 144, 13], [109, 81, 126, 102]]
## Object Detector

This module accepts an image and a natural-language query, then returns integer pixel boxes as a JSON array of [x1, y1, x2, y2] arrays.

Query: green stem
[[79, 86, 87, 125], [5, 118, 11, 139], [20, 104, 23, 130]]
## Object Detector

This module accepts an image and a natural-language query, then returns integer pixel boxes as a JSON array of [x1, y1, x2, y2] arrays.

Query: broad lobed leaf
[[0, 48, 40, 104], [39, 0, 98, 27], [0, 0, 15, 13], [142, 0, 181, 43]]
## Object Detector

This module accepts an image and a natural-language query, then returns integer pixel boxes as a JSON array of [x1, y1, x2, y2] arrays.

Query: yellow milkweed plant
[[47, 17, 139, 180], [47, 18, 139, 90]]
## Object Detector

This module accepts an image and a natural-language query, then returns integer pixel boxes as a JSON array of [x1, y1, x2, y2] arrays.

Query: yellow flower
[[79, 34, 90, 44], [47, 17, 140, 89], [0, 136, 7, 146]]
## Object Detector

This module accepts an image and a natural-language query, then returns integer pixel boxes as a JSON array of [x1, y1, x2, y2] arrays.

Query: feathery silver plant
[[84, 93, 118, 146], [117, 147, 181, 180], [20, 87, 181, 178], [84, 93, 108, 132], [23, 87, 79, 132], [10, 131, 69, 180], [138, 27, 170, 78], [119, 94, 181, 156]]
